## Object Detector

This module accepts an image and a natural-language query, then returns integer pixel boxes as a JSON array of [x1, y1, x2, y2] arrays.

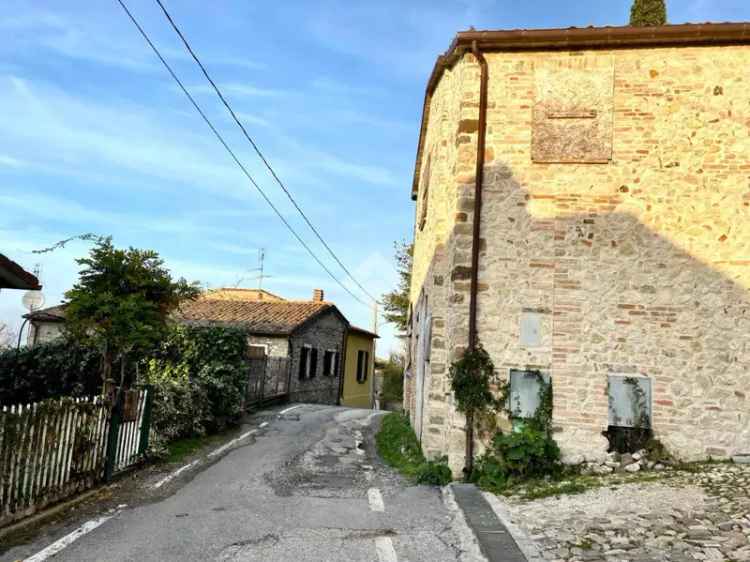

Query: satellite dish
[[22, 291, 45, 312]]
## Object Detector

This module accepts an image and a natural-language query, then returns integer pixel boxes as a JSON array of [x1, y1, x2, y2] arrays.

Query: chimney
[[312, 288, 324, 302]]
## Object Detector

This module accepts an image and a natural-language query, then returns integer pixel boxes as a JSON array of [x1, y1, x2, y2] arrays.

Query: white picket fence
[[0, 388, 151, 527], [111, 389, 150, 473]]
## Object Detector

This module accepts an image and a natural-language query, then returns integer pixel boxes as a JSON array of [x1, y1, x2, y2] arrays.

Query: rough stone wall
[[288, 310, 346, 405], [246, 335, 288, 358], [411, 44, 750, 471], [406, 56, 477, 470]]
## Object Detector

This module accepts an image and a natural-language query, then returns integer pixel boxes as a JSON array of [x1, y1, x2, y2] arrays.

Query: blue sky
[[1, 0, 748, 354]]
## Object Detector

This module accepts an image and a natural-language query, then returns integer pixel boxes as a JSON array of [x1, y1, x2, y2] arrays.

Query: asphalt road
[[3, 404, 485, 562]]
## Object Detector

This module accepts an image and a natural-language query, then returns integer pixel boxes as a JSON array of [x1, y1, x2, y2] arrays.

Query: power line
[[152, 0, 379, 305], [114, 0, 369, 307]]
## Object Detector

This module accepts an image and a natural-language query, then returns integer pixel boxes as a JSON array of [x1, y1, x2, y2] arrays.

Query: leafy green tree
[[64, 238, 200, 388], [630, 0, 667, 26], [382, 241, 413, 333], [380, 353, 405, 402]]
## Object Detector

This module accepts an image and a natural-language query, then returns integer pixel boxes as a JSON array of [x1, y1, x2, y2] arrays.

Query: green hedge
[[0, 340, 102, 405], [142, 325, 248, 458]]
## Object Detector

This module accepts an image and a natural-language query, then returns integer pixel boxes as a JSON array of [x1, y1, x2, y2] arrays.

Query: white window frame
[[300, 344, 313, 379], [323, 348, 338, 376]]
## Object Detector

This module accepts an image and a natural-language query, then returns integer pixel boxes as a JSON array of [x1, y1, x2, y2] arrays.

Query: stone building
[[25, 288, 350, 405], [24, 305, 65, 346], [405, 23, 750, 473], [178, 289, 349, 405]]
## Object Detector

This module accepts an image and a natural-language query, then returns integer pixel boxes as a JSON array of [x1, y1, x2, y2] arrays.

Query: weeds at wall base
[[375, 413, 452, 486]]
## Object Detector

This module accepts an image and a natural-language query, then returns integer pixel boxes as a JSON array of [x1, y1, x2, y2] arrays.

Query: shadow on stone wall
[[411, 159, 750, 467]]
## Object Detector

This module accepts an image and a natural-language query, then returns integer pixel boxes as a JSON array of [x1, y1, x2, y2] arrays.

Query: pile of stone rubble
[[579, 449, 668, 475], [502, 463, 750, 562]]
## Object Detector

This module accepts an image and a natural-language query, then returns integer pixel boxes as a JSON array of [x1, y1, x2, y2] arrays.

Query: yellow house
[[340, 326, 378, 409]]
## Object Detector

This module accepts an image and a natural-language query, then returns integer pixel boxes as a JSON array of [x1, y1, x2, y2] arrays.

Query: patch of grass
[[523, 480, 591, 500], [376, 413, 452, 485], [501, 467, 682, 501], [163, 429, 235, 464], [165, 436, 209, 463], [673, 459, 732, 473]]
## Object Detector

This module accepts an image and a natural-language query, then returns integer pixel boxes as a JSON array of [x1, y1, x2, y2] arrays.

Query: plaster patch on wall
[[520, 311, 542, 347], [532, 57, 615, 163]]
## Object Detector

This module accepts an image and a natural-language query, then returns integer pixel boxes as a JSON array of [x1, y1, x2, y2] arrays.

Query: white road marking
[[279, 404, 302, 415], [25, 512, 117, 561], [375, 536, 398, 562], [153, 460, 200, 489], [367, 487, 385, 512], [207, 429, 257, 458], [259, 421, 269, 428]]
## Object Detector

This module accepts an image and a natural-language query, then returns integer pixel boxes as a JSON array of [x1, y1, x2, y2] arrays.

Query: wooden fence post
[[103, 393, 122, 483], [138, 386, 153, 457]]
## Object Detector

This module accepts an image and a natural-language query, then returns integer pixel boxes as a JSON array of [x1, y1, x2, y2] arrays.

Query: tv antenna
[[234, 249, 273, 289], [21, 264, 45, 312], [18, 264, 44, 348]]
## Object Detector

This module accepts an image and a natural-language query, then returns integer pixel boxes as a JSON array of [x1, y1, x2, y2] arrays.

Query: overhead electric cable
[[115, 0, 369, 307], [152, 0, 379, 304]]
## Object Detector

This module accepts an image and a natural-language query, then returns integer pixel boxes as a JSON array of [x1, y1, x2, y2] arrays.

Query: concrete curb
[[442, 486, 487, 561], [481, 492, 546, 562], [0, 486, 107, 542], [450, 483, 528, 562]]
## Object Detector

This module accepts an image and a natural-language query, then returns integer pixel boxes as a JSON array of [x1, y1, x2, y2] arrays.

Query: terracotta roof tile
[[204, 288, 286, 302], [175, 298, 334, 335]]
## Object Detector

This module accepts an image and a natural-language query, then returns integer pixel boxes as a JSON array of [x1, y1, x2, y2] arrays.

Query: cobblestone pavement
[[501, 464, 750, 562]]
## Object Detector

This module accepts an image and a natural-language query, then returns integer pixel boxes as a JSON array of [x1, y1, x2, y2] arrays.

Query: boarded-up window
[[356, 350, 369, 383], [608, 375, 652, 428], [247, 345, 267, 359], [508, 369, 550, 419], [532, 58, 614, 163], [519, 312, 542, 347], [418, 153, 431, 231]]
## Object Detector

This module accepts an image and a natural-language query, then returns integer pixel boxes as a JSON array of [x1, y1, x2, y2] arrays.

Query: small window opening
[[356, 350, 369, 383], [605, 374, 652, 453]]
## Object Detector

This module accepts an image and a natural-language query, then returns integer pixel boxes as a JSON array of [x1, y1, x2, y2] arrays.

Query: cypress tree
[[629, 0, 667, 26]]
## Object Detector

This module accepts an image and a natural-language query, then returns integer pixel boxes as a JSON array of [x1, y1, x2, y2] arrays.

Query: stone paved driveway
[[498, 464, 750, 562]]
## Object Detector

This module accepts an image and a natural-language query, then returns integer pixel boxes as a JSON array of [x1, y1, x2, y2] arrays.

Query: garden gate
[[245, 357, 291, 407]]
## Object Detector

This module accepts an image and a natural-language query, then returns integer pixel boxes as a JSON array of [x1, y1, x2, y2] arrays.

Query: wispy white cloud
[[0, 154, 26, 168], [0, 190, 265, 240], [186, 83, 287, 98], [203, 55, 266, 71], [231, 112, 271, 128], [0, 75, 258, 200], [0, 7, 266, 74]]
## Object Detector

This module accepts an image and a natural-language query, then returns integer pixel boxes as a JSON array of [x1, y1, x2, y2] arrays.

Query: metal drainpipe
[[463, 41, 489, 478], [468, 41, 488, 352]]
